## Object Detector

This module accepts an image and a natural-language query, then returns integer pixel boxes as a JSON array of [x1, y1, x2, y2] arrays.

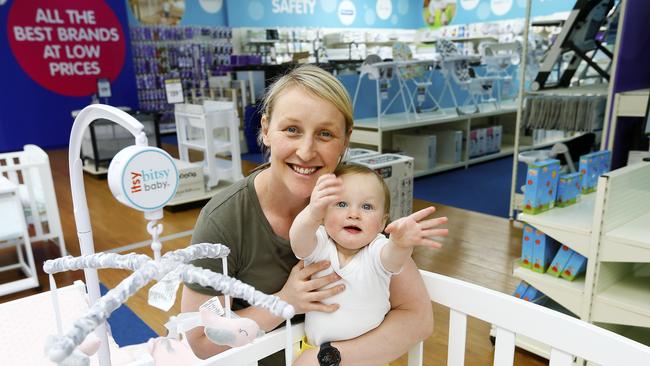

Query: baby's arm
[[381, 206, 448, 273], [290, 174, 343, 258]]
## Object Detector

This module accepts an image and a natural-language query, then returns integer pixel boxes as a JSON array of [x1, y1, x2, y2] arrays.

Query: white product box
[[392, 133, 436, 171], [486, 125, 502, 154], [345, 148, 381, 162], [469, 128, 487, 158], [351, 154, 414, 220], [172, 158, 206, 201], [435, 130, 463, 164]]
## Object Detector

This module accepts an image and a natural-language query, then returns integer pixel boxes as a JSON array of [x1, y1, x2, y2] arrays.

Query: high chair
[[174, 101, 244, 189]]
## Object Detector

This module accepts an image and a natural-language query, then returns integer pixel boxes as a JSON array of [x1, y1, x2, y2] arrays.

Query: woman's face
[[261, 86, 350, 199]]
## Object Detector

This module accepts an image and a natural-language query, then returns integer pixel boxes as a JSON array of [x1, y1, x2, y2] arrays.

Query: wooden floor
[[0, 146, 546, 366]]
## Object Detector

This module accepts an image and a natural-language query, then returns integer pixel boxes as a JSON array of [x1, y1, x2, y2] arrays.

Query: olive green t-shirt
[[185, 170, 300, 366]]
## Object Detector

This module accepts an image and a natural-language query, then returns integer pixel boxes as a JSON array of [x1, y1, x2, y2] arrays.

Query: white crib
[[202, 270, 650, 366], [0, 144, 66, 256]]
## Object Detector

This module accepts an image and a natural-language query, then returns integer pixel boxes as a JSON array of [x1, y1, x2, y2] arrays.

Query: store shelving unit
[[514, 161, 650, 356]]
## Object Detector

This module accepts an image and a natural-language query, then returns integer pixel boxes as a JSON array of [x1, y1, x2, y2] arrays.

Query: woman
[[181, 65, 436, 365]]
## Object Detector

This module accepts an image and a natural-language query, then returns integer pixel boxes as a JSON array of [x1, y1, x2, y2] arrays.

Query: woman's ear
[[261, 115, 271, 147]]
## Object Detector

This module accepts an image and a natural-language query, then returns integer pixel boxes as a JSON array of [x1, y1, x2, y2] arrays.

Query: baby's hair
[[333, 164, 391, 219]]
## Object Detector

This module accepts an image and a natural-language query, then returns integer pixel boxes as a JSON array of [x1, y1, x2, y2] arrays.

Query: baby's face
[[323, 173, 387, 251]]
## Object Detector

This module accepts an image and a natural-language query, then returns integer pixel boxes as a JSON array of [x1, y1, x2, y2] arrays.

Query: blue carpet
[[99, 283, 157, 346], [414, 156, 528, 218]]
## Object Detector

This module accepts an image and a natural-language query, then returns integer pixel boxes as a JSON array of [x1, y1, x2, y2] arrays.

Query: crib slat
[[448, 309, 467, 366], [407, 341, 423, 366], [549, 348, 573, 366], [493, 326, 515, 366]]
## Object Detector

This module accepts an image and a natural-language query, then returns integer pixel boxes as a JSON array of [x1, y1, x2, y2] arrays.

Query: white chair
[[391, 42, 442, 118], [352, 54, 403, 125], [201, 269, 650, 365], [175, 101, 244, 190], [0, 176, 39, 296]]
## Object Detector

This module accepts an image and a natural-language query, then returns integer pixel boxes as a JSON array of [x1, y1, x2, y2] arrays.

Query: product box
[[579, 150, 612, 194], [556, 172, 582, 208], [520, 224, 536, 269], [352, 154, 414, 220], [513, 281, 529, 299], [560, 252, 588, 281], [435, 130, 463, 164], [547, 245, 574, 277], [531, 232, 560, 273], [485, 125, 502, 154], [344, 148, 381, 162], [392, 133, 436, 171], [521, 286, 546, 304], [172, 158, 206, 200], [522, 159, 560, 215], [468, 128, 487, 158]]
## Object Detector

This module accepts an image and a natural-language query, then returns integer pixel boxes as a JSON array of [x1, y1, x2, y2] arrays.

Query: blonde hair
[[334, 164, 391, 220], [257, 65, 354, 150]]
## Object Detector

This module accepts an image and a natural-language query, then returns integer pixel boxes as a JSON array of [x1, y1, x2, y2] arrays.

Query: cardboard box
[[522, 159, 560, 214], [547, 245, 573, 277], [344, 148, 381, 162], [392, 133, 436, 171], [579, 150, 611, 194], [435, 130, 463, 164], [521, 286, 546, 303], [556, 172, 582, 208], [561, 252, 587, 281], [531, 231, 560, 273], [513, 281, 529, 299], [173, 158, 205, 187], [468, 128, 488, 158], [351, 154, 414, 220], [485, 125, 502, 154], [520, 224, 535, 269]]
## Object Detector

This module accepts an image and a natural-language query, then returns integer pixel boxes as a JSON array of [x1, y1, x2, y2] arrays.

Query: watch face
[[318, 347, 341, 366]]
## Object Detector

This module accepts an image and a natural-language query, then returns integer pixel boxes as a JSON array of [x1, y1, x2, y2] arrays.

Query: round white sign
[[199, 0, 223, 13], [491, 0, 513, 16], [460, 0, 480, 10], [108, 146, 178, 211], [338, 0, 356, 26], [376, 0, 392, 20]]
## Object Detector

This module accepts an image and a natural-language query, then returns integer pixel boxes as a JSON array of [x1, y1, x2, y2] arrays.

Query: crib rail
[[199, 270, 650, 366], [0, 145, 66, 255]]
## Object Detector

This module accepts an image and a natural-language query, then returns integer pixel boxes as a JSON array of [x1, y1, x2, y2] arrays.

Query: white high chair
[[175, 101, 244, 189], [0, 176, 39, 296]]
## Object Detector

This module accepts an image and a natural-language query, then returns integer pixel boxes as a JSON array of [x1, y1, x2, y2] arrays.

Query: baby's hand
[[385, 206, 448, 249], [307, 174, 343, 222]]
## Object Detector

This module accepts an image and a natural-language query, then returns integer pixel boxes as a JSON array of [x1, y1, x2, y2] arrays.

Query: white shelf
[[513, 266, 584, 316], [615, 88, 649, 117], [592, 274, 650, 328], [601, 212, 650, 262], [517, 194, 596, 257]]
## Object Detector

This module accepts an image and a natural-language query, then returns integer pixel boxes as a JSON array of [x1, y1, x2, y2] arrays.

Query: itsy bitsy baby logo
[[130, 169, 171, 194], [108, 146, 178, 212]]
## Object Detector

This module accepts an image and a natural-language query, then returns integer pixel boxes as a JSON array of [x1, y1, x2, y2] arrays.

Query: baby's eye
[[335, 201, 348, 208], [362, 203, 374, 210]]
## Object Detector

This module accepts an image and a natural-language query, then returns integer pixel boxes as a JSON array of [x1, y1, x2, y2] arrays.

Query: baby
[[290, 164, 447, 347]]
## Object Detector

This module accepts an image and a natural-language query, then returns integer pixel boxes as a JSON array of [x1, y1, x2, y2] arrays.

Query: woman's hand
[[276, 260, 345, 314]]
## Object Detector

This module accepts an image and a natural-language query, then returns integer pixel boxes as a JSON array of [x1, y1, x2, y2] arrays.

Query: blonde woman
[[181, 65, 442, 365]]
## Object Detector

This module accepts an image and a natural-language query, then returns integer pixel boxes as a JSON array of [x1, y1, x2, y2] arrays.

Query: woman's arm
[[295, 258, 433, 366]]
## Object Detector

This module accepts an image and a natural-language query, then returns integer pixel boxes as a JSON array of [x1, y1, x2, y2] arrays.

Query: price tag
[[97, 78, 112, 98], [148, 269, 182, 311], [200, 296, 225, 317], [164, 78, 184, 104]]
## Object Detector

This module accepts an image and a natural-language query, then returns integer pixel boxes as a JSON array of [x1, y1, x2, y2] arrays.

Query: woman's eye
[[335, 201, 347, 208], [286, 126, 298, 134], [362, 203, 374, 210], [319, 130, 333, 139]]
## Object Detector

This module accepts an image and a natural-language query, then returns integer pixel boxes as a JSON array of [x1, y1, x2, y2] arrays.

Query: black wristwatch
[[317, 341, 341, 366]]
